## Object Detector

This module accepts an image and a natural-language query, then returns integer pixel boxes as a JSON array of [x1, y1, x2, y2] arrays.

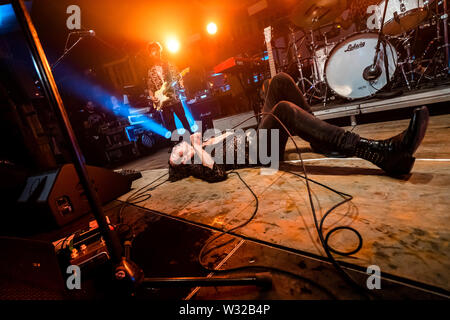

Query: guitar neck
[[264, 26, 277, 78], [167, 68, 188, 90]]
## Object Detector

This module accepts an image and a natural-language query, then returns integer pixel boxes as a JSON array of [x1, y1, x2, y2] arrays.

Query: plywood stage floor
[[116, 113, 450, 292]]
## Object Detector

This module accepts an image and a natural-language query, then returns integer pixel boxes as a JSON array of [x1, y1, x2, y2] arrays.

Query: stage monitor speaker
[[17, 164, 132, 227]]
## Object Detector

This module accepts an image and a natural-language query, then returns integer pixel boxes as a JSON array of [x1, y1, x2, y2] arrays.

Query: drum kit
[[288, 0, 449, 104]]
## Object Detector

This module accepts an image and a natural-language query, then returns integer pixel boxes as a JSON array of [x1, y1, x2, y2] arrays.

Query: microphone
[[363, 64, 382, 81], [70, 29, 96, 37]]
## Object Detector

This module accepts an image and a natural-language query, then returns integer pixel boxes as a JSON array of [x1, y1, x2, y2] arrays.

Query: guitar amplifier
[[189, 98, 222, 133]]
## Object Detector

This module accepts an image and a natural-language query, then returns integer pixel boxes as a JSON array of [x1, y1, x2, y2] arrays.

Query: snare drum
[[313, 43, 335, 83]]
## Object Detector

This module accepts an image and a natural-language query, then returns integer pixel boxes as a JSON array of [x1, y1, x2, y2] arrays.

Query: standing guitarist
[[146, 41, 192, 135]]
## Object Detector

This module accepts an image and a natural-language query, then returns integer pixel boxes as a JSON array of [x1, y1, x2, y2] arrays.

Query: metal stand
[[51, 33, 84, 70], [416, 1, 450, 86], [443, 0, 449, 73], [304, 29, 328, 104], [12, 0, 269, 295], [289, 27, 307, 93], [364, 0, 390, 81]]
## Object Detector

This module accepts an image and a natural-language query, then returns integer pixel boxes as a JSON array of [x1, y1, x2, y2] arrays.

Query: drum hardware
[[393, 31, 418, 90], [290, 28, 327, 104], [377, 0, 431, 36], [288, 0, 348, 105], [324, 24, 341, 39], [413, 1, 449, 87], [377, 1, 449, 91], [284, 0, 447, 102], [440, 0, 449, 73], [310, 29, 324, 90], [416, 41, 449, 86], [288, 27, 308, 93], [367, 0, 441, 90], [302, 28, 337, 105]]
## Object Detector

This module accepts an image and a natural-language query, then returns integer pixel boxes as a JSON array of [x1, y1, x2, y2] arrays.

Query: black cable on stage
[[196, 111, 372, 299], [115, 172, 169, 239], [223, 112, 363, 256], [118, 172, 169, 223], [197, 171, 337, 299], [259, 111, 371, 298]]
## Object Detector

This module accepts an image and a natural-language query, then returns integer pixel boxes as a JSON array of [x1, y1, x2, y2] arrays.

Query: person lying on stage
[[168, 73, 429, 183]]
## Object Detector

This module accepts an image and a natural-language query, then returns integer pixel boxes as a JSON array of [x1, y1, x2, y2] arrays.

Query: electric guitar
[[153, 67, 190, 111]]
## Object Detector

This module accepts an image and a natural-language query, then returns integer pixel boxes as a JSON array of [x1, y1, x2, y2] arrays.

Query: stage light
[[173, 113, 186, 135], [206, 22, 217, 35], [190, 123, 199, 133], [179, 95, 196, 132], [166, 38, 180, 53], [57, 66, 172, 139]]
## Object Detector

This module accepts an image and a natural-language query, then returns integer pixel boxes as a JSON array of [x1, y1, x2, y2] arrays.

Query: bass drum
[[325, 32, 398, 100]]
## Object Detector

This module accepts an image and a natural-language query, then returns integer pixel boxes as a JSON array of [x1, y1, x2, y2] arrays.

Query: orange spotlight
[[206, 22, 217, 35], [166, 38, 180, 53]]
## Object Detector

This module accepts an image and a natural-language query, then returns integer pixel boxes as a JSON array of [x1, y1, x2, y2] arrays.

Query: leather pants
[[258, 73, 360, 159]]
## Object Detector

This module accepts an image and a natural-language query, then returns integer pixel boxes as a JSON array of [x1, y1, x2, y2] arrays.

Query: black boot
[[310, 142, 349, 158], [353, 106, 429, 176]]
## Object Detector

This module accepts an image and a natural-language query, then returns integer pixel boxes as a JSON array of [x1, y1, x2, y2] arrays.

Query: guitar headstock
[[263, 26, 276, 78], [180, 67, 190, 77], [263, 26, 273, 44]]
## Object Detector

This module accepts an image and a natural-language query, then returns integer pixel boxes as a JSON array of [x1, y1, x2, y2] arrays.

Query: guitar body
[[152, 67, 190, 111], [154, 82, 171, 111]]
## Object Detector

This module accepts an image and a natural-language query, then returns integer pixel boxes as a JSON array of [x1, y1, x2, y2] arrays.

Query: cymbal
[[290, 0, 348, 29]]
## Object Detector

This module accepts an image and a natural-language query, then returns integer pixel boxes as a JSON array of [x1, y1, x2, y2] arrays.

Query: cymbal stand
[[322, 32, 330, 107], [442, 0, 449, 74], [289, 27, 307, 93], [396, 32, 415, 90], [305, 29, 328, 105], [310, 29, 322, 86], [416, 1, 450, 87]]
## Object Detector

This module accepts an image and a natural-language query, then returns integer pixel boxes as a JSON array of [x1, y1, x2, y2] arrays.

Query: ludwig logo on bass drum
[[344, 41, 365, 52]]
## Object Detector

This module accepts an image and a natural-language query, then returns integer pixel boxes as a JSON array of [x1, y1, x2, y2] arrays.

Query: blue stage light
[[190, 123, 199, 133], [58, 67, 172, 138], [179, 95, 197, 132], [173, 112, 186, 135]]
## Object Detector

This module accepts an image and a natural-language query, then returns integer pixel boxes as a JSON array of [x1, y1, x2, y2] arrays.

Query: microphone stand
[[51, 33, 86, 70], [363, 0, 390, 80], [12, 0, 269, 296]]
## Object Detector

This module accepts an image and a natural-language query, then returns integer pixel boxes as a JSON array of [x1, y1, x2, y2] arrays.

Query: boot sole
[[387, 156, 416, 177]]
